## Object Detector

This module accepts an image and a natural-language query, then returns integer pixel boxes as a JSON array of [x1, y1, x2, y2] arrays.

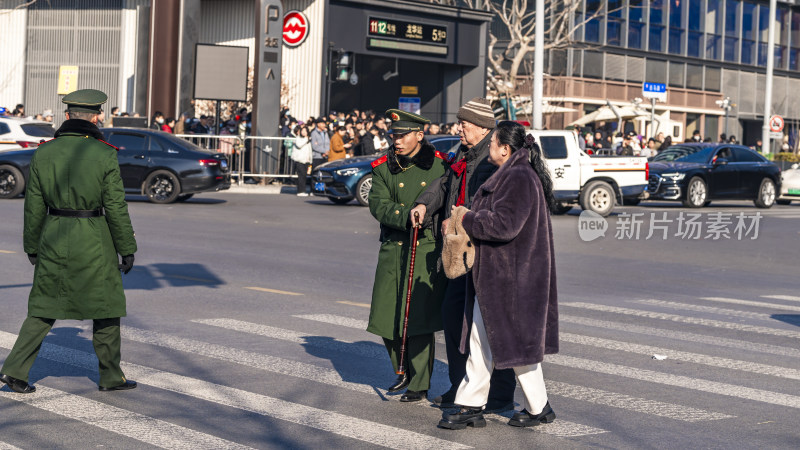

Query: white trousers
[[454, 296, 549, 413]]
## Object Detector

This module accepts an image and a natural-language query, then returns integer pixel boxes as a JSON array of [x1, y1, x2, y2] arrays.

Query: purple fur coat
[[460, 147, 559, 369]]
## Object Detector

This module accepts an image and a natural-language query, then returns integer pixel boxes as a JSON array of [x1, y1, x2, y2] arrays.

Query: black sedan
[[0, 128, 231, 203], [646, 144, 781, 208], [312, 135, 461, 206]]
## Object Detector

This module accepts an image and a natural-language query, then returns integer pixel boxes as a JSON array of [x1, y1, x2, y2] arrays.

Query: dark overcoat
[[367, 142, 448, 339], [460, 147, 558, 369], [23, 119, 137, 320]]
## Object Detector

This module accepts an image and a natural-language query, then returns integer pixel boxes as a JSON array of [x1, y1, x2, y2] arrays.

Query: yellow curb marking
[[0, 250, 17, 254], [244, 286, 303, 296], [337, 300, 370, 308]]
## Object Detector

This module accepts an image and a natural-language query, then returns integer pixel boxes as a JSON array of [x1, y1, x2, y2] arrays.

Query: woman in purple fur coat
[[438, 121, 559, 430]]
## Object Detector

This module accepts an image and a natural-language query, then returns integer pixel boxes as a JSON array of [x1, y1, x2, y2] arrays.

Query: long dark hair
[[493, 121, 557, 213]]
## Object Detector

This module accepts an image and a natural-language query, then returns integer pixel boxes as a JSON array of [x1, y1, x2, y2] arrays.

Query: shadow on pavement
[[122, 263, 225, 290], [772, 314, 800, 327], [124, 195, 226, 205]]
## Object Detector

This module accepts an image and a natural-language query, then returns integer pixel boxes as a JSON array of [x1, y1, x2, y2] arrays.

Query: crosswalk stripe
[[701, 297, 800, 312], [548, 354, 800, 409], [562, 315, 800, 359], [561, 332, 800, 380], [761, 294, 800, 303], [636, 299, 775, 321], [294, 313, 367, 329], [561, 302, 800, 339], [0, 331, 470, 450], [546, 381, 733, 422], [0, 442, 23, 450], [292, 314, 734, 422], [0, 387, 252, 450]]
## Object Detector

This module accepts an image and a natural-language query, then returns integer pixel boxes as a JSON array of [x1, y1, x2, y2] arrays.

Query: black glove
[[118, 254, 135, 274], [27, 254, 37, 265]]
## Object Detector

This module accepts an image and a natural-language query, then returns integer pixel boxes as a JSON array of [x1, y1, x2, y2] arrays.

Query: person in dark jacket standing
[[438, 121, 559, 430], [410, 98, 516, 412], [368, 109, 448, 402], [0, 89, 138, 394]]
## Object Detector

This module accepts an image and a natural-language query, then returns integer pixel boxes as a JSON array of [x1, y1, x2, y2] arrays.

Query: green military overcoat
[[367, 141, 448, 339], [23, 119, 137, 320]]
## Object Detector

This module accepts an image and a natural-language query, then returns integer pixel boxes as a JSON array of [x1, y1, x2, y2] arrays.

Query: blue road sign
[[643, 82, 666, 94]]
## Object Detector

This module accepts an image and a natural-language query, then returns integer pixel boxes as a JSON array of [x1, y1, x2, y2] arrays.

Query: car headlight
[[335, 168, 360, 177], [660, 172, 686, 181]]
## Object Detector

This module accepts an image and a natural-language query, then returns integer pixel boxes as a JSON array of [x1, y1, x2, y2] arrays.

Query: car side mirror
[[714, 157, 729, 166]]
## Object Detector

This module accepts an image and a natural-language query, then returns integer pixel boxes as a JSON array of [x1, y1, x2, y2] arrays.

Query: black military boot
[[438, 407, 486, 430], [400, 390, 427, 402], [508, 402, 556, 427], [0, 373, 36, 394], [387, 373, 409, 392]]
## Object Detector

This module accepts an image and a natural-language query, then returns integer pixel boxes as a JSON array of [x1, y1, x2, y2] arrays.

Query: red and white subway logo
[[283, 11, 309, 47]]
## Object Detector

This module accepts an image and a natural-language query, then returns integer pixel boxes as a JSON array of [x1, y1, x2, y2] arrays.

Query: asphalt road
[[1, 192, 799, 449]]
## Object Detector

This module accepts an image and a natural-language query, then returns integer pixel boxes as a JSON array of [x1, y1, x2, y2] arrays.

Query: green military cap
[[386, 109, 430, 134], [62, 89, 107, 114]]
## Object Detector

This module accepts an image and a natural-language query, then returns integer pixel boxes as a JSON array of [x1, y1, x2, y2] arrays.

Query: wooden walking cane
[[397, 212, 420, 375]]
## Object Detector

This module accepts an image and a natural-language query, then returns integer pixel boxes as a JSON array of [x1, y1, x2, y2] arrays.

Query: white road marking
[[561, 302, 800, 339], [546, 381, 733, 422], [0, 442, 23, 450], [548, 354, 800, 409], [294, 313, 367, 329], [562, 314, 800, 359], [761, 294, 800, 303], [700, 297, 800, 313], [244, 286, 303, 296], [0, 387, 252, 450], [561, 332, 800, 380], [635, 299, 774, 321], [0, 331, 470, 450]]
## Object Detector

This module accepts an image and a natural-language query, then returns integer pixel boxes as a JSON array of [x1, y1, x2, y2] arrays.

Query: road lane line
[[290, 315, 734, 422], [0, 442, 23, 450], [548, 354, 800, 409], [561, 332, 800, 380], [244, 286, 303, 296], [0, 331, 471, 450], [294, 313, 368, 330], [546, 381, 732, 422], [561, 315, 800, 359], [762, 294, 800, 303], [635, 299, 775, 321], [561, 302, 800, 339], [0, 250, 16, 254], [701, 297, 800, 312], [336, 301, 370, 308], [0, 387, 251, 450]]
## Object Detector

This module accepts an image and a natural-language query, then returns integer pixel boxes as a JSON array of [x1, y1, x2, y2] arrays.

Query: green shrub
[[774, 152, 800, 162]]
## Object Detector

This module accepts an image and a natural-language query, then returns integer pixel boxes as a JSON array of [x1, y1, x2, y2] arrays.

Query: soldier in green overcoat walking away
[[0, 89, 138, 394], [367, 109, 448, 402]]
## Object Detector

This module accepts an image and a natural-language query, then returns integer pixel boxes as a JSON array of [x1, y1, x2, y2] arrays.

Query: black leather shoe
[[432, 388, 457, 408], [400, 390, 427, 402], [387, 373, 409, 392], [0, 373, 36, 394], [99, 380, 137, 391], [485, 399, 514, 413], [438, 407, 486, 430], [508, 403, 556, 427]]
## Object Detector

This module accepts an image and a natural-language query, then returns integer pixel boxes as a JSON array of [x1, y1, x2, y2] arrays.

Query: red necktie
[[451, 158, 467, 207]]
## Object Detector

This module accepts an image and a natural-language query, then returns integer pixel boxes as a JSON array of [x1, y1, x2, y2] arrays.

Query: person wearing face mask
[[367, 109, 448, 403], [150, 111, 164, 130]]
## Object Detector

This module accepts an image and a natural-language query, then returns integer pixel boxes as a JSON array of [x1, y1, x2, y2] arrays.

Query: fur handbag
[[442, 206, 475, 279]]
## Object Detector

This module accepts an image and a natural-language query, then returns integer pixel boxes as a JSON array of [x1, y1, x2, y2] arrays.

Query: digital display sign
[[368, 17, 447, 45]]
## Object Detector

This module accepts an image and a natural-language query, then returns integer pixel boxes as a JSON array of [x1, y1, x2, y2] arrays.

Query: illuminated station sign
[[367, 17, 448, 55]]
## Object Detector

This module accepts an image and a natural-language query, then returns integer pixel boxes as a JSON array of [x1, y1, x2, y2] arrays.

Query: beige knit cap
[[456, 97, 495, 129]]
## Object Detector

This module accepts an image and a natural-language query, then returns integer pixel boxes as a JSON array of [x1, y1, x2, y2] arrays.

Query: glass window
[[669, 29, 684, 54], [724, 37, 739, 62], [742, 2, 757, 40], [705, 67, 721, 91], [651, 0, 666, 25], [707, 0, 722, 34], [629, 0, 645, 49], [649, 0, 668, 51], [20, 124, 55, 138], [669, 62, 685, 87], [707, 35, 722, 59], [670, 0, 684, 28], [689, 0, 703, 32], [688, 32, 703, 57], [725, 0, 738, 37], [0, 122, 10, 135], [583, 51, 604, 79], [539, 136, 569, 159], [650, 26, 665, 51], [652, 146, 714, 163], [704, 116, 719, 140], [585, 0, 603, 43], [107, 133, 146, 151], [742, 40, 755, 64], [686, 64, 703, 89], [733, 147, 767, 162], [646, 59, 668, 84]]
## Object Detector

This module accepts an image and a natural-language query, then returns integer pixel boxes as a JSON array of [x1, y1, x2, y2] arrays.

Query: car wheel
[[776, 199, 792, 205], [328, 197, 353, 205], [176, 194, 194, 202], [682, 177, 707, 208], [580, 181, 615, 216], [144, 170, 181, 204], [754, 178, 776, 208], [551, 202, 572, 215], [355, 174, 372, 207], [0, 164, 25, 199]]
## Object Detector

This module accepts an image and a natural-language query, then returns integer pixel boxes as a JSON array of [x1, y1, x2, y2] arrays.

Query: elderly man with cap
[[409, 97, 517, 412], [0, 89, 137, 394], [367, 109, 448, 402]]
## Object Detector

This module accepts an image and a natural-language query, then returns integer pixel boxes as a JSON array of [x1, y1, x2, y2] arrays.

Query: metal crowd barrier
[[174, 134, 298, 186]]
